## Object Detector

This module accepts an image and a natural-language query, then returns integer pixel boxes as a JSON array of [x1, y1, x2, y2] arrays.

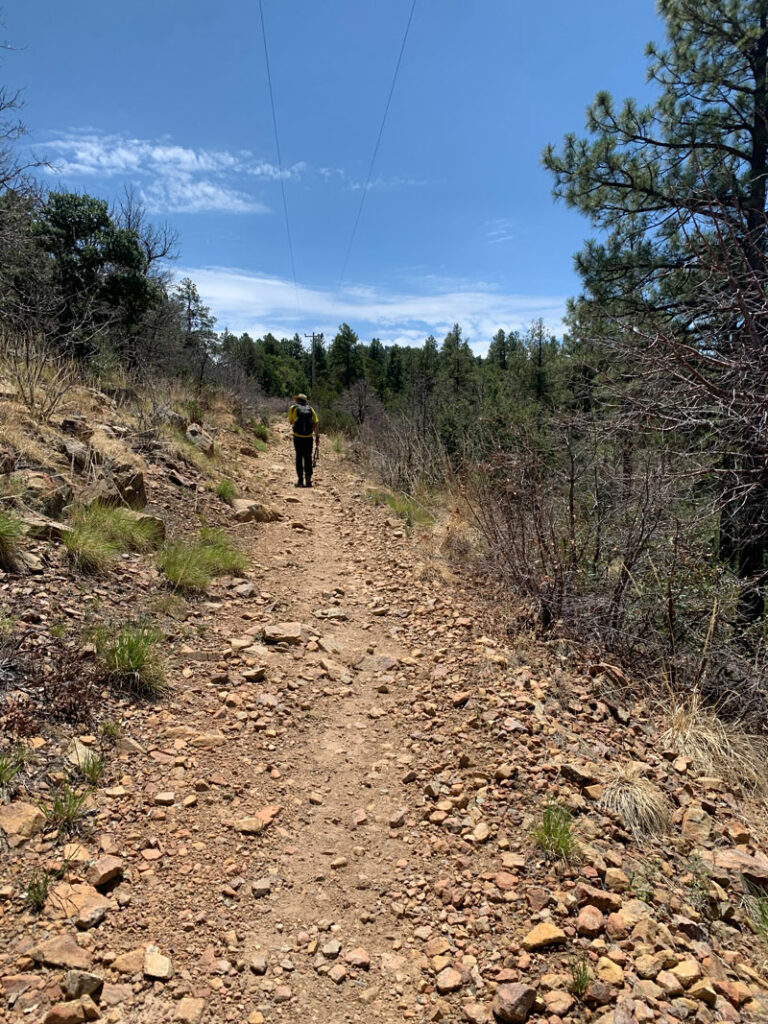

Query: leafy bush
[[0, 510, 24, 571], [158, 528, 246, 592], [93, 621, 165, 698], [216, 479, 237, 504], [251, 421, 269, 442]]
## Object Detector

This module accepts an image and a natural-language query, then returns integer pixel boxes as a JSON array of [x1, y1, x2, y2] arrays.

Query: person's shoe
[[305, 480, 312, 488], [295, 481, 304, 488]]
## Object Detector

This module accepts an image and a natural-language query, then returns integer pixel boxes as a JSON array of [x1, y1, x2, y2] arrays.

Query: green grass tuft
[[0, 747, 23, 794], [364, 488, 434, 528], [570, 958, 591, 998], [23, 867, 54, 913], [158, 528, 247, 592], [532, 801, 578, 861], [93, 621, 166, 698], [99, 719, 122, 745], [744, 883, 768, 947], [215, 478, 237, 504], [42, 782, 90, 838], [64, 505, 163, 574], [251, 421, 269, 443], [73, 752, 108, 787], [0, 509, 24, 571]]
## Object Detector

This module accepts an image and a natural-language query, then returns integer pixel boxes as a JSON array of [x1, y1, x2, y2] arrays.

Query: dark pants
[[293, 435, 313, 483]]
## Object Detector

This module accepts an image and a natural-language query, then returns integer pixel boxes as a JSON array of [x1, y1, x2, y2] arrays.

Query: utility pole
[[304, 331, 321, 391]]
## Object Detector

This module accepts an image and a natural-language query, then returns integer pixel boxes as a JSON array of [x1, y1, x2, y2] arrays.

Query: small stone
[[328, 963, 347, 984], [143, 945, 173, 981], [436, 966, 463, 993], [670, 959, 702, 988], [86, 855, 123, 888], [389, 808, 406, 828], [321, 939, 342, 959], [154, 792, 175, 806], [252, 877, 272, 898], [344, 947, 371, 969], [0, 801, 46, 838], [175, 996, 207, 1023], [112, 947, 145, 974], [521, 922, 567, 951], [688, 979, 717, 1005], [30, 935, 93, 970], [330, 856, 348, 869], [596, 956, 624, 986], [273, 984, 292, 1002], [463, 1003, 490, 1024], [43, 1003, 86, 1024], [492, 983, 536, 1023], [576, 905, 604, 937], [543, 990, 575, 1015], [64, 970, 104, 1000], [250, 954, 268, 975]]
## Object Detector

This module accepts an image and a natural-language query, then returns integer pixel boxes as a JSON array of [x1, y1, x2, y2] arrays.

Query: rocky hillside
[[0, 382, 767, 1024]]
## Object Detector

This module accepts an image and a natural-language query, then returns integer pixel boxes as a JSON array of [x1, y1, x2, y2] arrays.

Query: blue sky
[[7, 1, 663, 353]]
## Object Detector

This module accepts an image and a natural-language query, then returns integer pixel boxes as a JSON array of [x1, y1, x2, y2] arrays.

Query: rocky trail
[[2, 416, 768, 1024]]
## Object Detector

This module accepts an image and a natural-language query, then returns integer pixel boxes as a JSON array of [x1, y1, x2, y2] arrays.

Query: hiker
[[288, 393, 319, 487]]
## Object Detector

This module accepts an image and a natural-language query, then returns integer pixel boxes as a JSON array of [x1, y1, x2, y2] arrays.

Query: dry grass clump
[[660, 690, 768, 796], [0, 417, 55, 468], [600, 764, 672, 837]]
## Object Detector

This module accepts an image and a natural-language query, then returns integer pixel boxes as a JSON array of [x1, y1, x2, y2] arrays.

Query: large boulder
[[186, 423, 214, 457], [231, 499, 282, 523], [11, 470, 72, 517]]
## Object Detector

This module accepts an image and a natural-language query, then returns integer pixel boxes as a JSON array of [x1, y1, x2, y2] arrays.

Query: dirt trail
[[121, 432, 444, 1023]]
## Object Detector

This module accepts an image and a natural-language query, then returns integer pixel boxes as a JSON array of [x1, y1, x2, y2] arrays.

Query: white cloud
[[141, 176, 268, 215], [39, 132, 302, 214], [176, 265, 566, 352], [486, 217, 517, 244], [39, 131, 420, 214]]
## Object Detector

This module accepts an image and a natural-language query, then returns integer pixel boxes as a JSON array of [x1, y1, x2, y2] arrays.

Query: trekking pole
[[313, 436, 320, 469]]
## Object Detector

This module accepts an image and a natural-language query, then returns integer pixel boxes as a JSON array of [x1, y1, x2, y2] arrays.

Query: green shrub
[[73, 752, 107, 786], [215, 479, 237, 504], [254, 438, 267, 453], [364, 488, 434, 527], [251, 421, 269, 443], [532, 801, 577, 861], [0, 747, 22, 794], [0, 510, 24, 571], [42, 783, 90, 837], [158, 529, 247, 592], [93, 621, 165, 697], [24, 867, 54, 912]]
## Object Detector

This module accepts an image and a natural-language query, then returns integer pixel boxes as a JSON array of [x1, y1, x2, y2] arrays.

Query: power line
[[258, 0, 301, 316], [337, 0, 418, 293]]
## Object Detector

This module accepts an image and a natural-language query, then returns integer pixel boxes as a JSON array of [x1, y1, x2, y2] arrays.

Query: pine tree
[[545, 0, 768, 623]]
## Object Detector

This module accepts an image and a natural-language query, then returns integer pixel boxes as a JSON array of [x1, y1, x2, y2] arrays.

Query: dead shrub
[[660, 690, 768, 796], [0, 638, 101, 733], [600, 764, 672, 837]]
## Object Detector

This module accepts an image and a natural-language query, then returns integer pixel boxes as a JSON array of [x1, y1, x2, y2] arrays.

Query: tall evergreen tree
[[545, 0, 768, 622]]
